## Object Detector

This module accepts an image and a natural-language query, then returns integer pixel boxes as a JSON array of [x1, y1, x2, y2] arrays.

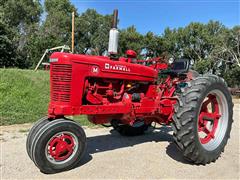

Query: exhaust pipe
[[112, 9, 118, 29], [108, 9, 119, 56]]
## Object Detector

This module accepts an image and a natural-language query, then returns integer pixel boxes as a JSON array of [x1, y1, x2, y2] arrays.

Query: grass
[[70, 115, 99, 127], [19, 129, 29, 133], [0, 68, 92, 126]]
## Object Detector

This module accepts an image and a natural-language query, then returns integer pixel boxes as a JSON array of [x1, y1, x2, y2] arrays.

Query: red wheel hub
[[48, 133, 75, 161], [198, 94, 221, 144]]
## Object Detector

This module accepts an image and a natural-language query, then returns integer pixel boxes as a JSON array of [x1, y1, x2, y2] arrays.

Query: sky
[[69, 0, 240, 34]]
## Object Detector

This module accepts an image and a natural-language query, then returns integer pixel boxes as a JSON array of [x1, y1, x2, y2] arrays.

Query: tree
[[162, 21, 231, 73], [1, 0, 42, 68], [142, 32, 163, 57], [42, 0, 76, 46], [3, 0, 42, 28], [24, 0, 77, 67], [75, 9, 112, 55], [209, 26, 240, 68], [162, 21, 227, 60], [118, 26, 143, 56], [0, 20, 17, 67], [223, 65, 240, 87]]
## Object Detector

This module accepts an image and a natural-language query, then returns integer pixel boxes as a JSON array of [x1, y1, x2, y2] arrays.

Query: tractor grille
[[51, 64, 72, 103]]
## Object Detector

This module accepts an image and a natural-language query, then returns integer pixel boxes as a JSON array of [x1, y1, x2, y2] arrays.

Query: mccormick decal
[[104, 63, 131, 72], [91, 66, 99, 74]]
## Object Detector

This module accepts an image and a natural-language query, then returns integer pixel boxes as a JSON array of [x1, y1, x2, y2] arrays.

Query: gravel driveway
[[1, 100, 239, 179]]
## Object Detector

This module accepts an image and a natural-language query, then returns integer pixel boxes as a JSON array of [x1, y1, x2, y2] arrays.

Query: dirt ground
[[1, 99, 239, 179]]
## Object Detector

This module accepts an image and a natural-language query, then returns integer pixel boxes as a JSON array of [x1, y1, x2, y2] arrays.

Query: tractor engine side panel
[[48, 52, 159, 118]]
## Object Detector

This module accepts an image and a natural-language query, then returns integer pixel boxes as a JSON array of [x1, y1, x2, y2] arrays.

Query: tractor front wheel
[[28, 118, 86, 174], [26, 116, 49, 160], [172, 74, 233, 164]]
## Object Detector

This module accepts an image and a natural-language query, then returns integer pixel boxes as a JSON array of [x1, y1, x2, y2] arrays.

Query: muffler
[[108, 9, 119, 56]]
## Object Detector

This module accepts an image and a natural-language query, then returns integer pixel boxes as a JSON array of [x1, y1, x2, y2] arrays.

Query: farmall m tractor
[[26, 10, 233, 173]]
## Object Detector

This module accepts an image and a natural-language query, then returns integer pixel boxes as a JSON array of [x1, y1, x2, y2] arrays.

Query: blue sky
[[70, 0, 240, 34]]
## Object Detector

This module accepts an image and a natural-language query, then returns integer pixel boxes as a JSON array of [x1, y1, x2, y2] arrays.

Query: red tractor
[[26, 10, 233, 174]]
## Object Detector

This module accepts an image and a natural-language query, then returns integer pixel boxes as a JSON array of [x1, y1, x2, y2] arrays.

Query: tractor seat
[[161, 59, 190, 76]]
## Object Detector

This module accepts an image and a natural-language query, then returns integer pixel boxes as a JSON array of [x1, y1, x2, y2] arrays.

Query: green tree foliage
[[119, 26, 143, 55], [0, 20, 17, 67], [162, 21, 240, 86], [194, 59, 212, 74], [75, 9, 112, 55], [43, 0, 76, 46], [223, 65, 240, 87], [25, 0, 77, 66], [210, 26, 240, 67], [162, 21, 227, 60], [1, 0, 42, 68], [0, 1, 239, 86], [142, 32, 163, 57], [3, 0, 42, 27]]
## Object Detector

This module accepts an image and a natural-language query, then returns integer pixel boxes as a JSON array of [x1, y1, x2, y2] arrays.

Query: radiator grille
[[51, 64, 72, 103]]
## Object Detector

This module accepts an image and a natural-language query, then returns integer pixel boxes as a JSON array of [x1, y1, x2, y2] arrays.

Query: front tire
[[30, 118, 86, 174], [172, 74, 233, 164], [26, 116, 49, 160]]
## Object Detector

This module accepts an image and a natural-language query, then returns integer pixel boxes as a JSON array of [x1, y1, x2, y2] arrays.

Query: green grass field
[[0, 69, 93, 126]]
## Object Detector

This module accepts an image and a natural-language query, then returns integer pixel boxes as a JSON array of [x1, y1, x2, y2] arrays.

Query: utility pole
[[72, 11, 75, 53]]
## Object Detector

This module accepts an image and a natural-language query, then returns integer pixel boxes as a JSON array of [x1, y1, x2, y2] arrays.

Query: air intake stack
[[108, 9, 119, 57]]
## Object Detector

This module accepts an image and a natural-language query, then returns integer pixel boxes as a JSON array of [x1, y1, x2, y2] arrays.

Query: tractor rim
[[45, 131, 78, 164], [197, 89, 229, 151]]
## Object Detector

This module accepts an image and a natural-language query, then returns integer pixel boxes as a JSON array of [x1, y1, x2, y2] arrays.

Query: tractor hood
[[50, 52, 158, 82]]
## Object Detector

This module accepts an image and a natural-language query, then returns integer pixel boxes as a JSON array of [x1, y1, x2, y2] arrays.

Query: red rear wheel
[[197, 90, 229, 151], [172, 75, 233, 164]]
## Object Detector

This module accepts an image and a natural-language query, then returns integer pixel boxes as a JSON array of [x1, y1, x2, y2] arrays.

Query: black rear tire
[[30, 118, 86, 174], [111, 120, 149, 136], [172, 74, 233, 164]]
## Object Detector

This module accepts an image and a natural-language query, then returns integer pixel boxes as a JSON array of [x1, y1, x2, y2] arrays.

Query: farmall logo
[[105, 63, 131, 72]]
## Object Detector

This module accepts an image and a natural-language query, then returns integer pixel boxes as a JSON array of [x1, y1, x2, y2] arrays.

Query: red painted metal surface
[[198, 94, 221, 144], [126, 50, 137, 58], [48, 52, 184, 125], [48, 133, 75, 161]]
